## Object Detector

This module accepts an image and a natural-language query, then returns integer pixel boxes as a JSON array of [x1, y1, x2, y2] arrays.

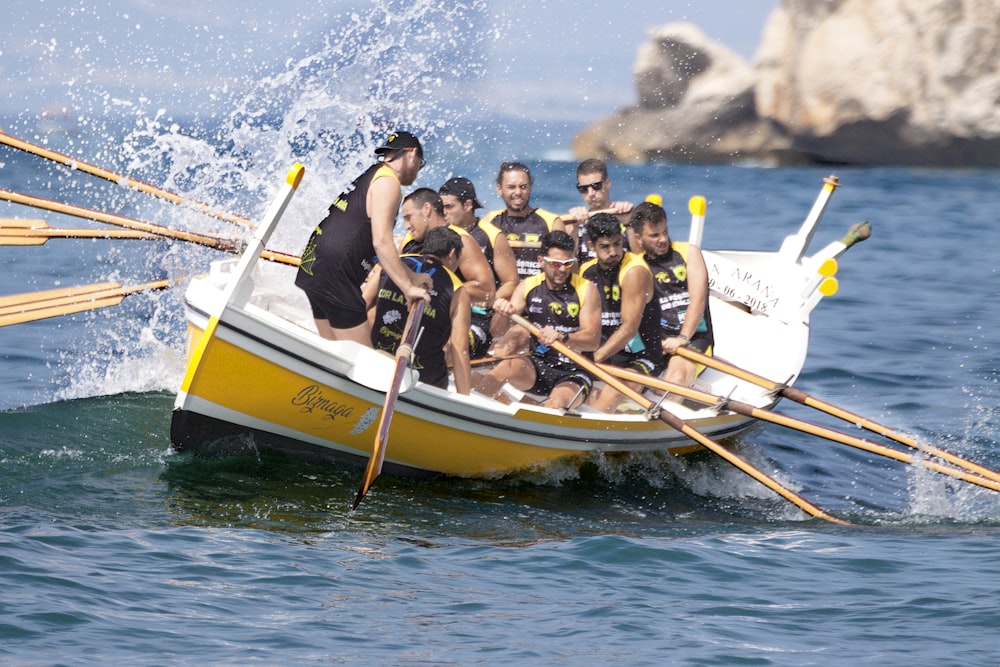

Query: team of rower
[[294, 131, 714, 413]]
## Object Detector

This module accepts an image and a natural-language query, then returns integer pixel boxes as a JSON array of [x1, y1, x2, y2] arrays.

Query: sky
[[2, 0, 779, 125]]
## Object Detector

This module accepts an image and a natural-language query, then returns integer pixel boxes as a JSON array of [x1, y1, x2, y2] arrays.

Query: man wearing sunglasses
[[566, 158, 636, 264], [476, 231, 601, 410], [296, 131, 431, 344], [580, 213, 665, 412]]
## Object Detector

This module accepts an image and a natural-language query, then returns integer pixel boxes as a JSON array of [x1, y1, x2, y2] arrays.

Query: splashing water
[[47, 0, 492, 402]]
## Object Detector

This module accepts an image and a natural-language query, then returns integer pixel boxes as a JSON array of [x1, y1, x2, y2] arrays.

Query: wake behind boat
[[169, 168, 859, 479]]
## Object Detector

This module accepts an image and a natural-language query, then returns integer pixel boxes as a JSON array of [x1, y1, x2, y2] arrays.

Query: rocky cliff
[[574, 0, 1000, 166]]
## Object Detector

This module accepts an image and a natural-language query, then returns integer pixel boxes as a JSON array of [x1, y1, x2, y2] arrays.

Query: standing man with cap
[[295, 131, 431, 344], [439, 176, 519, 358]]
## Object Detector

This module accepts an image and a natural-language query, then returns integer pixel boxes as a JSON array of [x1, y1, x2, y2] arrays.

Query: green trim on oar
[[0, 127, 252, 227], [509, 314, 851, 525], [602, 365, 1000, 495], [673, 346, 1000, 485], [0, 279, 172, 327], [353, 302, 425, 509]]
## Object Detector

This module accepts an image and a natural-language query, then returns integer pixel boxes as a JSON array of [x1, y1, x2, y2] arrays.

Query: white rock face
[[575, 0, 1000, 166], [573, 23, 794, 165], [755, 0, 1000, 164]]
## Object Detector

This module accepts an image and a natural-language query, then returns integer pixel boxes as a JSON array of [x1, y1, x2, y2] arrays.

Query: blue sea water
[[3, 5, 1000, 665]]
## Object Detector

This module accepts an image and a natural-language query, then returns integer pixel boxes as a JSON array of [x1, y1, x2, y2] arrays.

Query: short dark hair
[[404, 187, 444, 216], [576, 158, 608, 180], [630, 201, 668, 235], [585, 213, 622, 242], [422, 225, 463, 260], [540, 230, 575, 254], [496, 161, 532, 185]]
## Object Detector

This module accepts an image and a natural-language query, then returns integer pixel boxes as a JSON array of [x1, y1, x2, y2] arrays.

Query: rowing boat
[[169, 169, 861, 478]]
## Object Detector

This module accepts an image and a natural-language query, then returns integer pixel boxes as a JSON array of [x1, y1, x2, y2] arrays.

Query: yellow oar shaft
[[0, 221, 161, 245], [0, 279, 171, 327], [0, 128, 251, 227], [0, 189, 240, 251], [603, 365, 1000, 494], [0, 190, 301, 266], [673, 346, 1000, 484], [509, 315, 849, 524]]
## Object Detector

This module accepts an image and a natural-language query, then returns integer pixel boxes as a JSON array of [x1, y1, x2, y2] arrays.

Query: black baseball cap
[[374, 131, 423, 156], [439, 176, 483, 209]]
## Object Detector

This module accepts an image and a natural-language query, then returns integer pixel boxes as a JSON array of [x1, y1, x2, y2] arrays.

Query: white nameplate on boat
[[704, 252, 783, 315]]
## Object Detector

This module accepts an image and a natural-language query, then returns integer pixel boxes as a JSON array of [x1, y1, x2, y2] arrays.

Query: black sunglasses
[[576, 180, 604, 194]]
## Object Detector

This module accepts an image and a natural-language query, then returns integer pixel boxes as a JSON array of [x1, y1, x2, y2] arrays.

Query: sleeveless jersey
[[295, 163, 398, 312], [370, 254, 463, 389], [480, 208, 560, 280], [471, 218, 504, 289], [644, 241, 714, 342], [581, 253, 664, 362], [522, 272, 592, 366]]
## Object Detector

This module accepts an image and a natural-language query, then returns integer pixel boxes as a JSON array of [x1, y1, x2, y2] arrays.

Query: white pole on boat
[[778, 175, 840, 263], [215, 163, 305, 313], [687, 195, 706, 246]]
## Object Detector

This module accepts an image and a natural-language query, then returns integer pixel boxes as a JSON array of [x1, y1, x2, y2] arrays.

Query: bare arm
[[448, 287, 472, 395], [564, 281, 602, 352], [663, 245, 710, 354], [360, 264, 383, 310], [490, 233, 520, 302], [594, 265, 653, 363], [458, 234, 496, 306], [368, 176, 430, 303]]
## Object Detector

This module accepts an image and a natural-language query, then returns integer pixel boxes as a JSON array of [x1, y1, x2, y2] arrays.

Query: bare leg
[[475, 358, 535, 399], [663, 356, 697, 401], [544, 381, 588, 410]]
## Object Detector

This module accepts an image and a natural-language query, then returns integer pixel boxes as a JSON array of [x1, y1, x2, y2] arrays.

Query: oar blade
[[352, 304, 424, 508], [0, 279, 171, 327], [0, 219, 49, 245]]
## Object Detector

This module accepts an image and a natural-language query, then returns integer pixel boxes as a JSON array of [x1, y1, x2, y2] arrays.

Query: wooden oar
[[0, 218, 161, 245], [0, 189, 300, 266], [471, 353, 526, 366], [556, 207, 617, 220], [353, 303, 425, 508], [0, 127, 252, 227], [509, 314, 849, 524], [601, 365, 1000, 494], [673, 346, 1000, 485], [505, 209, 619, 249], [0, 278, 172, 327]]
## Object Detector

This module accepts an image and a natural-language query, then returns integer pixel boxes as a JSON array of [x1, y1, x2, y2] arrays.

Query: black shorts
[[529, 356, 593, 398], [468, 309, 493, 359], [606, 351, 664, 377], [306, 292, 367, 329]]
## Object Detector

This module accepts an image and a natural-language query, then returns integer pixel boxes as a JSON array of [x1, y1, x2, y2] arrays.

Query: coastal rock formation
[[575, 0, 1000, 166], [573, 23, 797, 165]]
